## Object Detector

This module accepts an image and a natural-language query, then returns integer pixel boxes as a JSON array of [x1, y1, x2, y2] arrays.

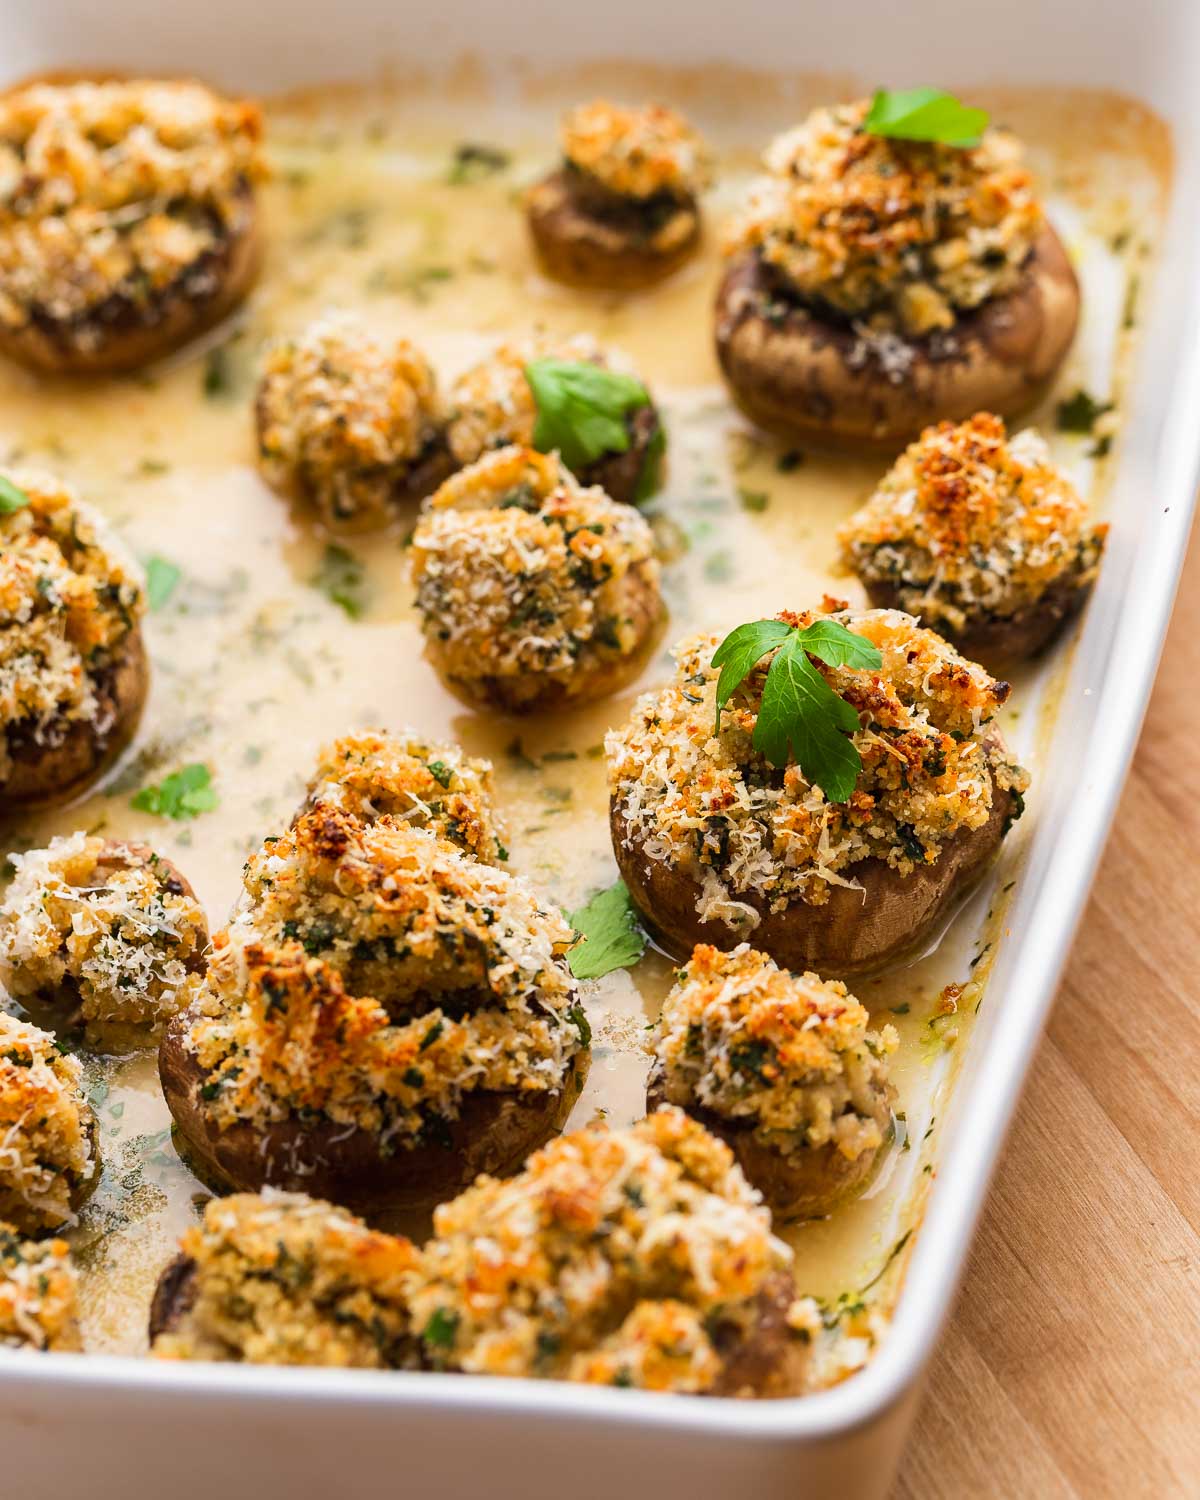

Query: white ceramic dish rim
[[2, 7, 1199, 1447]]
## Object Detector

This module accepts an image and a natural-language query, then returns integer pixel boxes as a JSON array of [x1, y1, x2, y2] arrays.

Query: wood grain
[[891, 527, 1200, 1499]]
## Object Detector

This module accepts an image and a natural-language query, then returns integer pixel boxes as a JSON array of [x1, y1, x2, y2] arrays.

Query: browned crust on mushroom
[[714, 225, 1079, 453], [158, 1008, 580, 1217], [710, 1270, 808, 1397], [647, 1077, 891, 1221], [1, 626, 148, 815], [147, 1251, 198, 1342], [0, 187, 263, 377], [612, 771, 1014, 978], [579, 401, 663, 507], [527, 168, 700, 291]]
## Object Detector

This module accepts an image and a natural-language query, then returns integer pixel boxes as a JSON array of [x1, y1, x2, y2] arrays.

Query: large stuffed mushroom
[[715, 100, 1079, 450], [0, 1222, 80, 1351], [606, 604, 1029, 977], [0, 78, 265, 375]]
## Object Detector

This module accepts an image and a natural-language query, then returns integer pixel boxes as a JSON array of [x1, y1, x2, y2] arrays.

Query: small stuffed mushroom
[[408, 1106, 809, 1397], [0, 1222, 81, 1351], [446, 331, 664, 506], [0, 79, 265, 376], [298, 728, 507, 863], [0, 1013, 99, 1235], [149, 1190, 418, 1366], [838, 412, 1108, 664], [255, 313, 452, 531], [0, 473, 148, 813], [647, 945, 896, 1219], [0, 833, 207, 1042], [715, 100, 1079, 451], [410, 446, 663, 715], [526, 101, 711, 290], [159, 807, 587, 1215], [607, 604, 1029, 977]]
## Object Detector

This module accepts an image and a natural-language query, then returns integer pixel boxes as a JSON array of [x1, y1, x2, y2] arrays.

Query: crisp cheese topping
[[560, 100, 710, 202], [0, 472, 144, 782], [652, 944, 896, 1158], [838, 413, 1108, 633], [0, 833, 207, 1031], [727, 100, 1043, 336], [0, 1222, 80, 1352], [0, 79, 264, 335], [606, 604, 1028, 926]]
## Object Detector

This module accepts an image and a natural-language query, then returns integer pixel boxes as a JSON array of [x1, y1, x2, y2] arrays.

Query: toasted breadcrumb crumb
[[560, 100, 710, 203]]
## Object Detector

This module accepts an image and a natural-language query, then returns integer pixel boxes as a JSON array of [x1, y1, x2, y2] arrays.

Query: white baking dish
[[4, 4, 1199, 1497]]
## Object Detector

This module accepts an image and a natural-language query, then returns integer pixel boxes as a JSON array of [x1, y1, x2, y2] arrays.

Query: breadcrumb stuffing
[[651, 945, 896, 1158], [188, 808, 582, 1146], [0, 1222, 80, 1351], [0, 1013, 96, 1235], [408, 1106, 791, 1390], [256, 313, 444, 529], [151, 1189, 417, 1366], [300, 728, 506, 863], [560, 100, 711, 203], [410, 446, 660, 706], [0, 472, 145, 785], [838, 413, 1108, 633], [726, 100, 1043, 337], [606, 604, 1028, 928], [0, 79, 264, 340], [0, 834, 207, 1033]]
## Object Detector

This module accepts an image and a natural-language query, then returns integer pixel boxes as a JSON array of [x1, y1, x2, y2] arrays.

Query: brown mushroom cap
[[710, 1270, 810, 1397], [147, 1251, 198, 1343], [714, 225, 1079, 452]]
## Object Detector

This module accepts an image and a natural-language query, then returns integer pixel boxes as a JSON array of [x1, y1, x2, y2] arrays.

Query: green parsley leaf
[[525, 359, 653, 476], [311, 543, 368, 619], [1055, 388, 1113, 435], [447, 141, 510, 185], [0, 475, 30, 515], [568, 880, 647, 980], [131, 763, 218, 820], [711, 617, 883, 803], [143, 555, 181, 611], [863, 88, 989, 149]]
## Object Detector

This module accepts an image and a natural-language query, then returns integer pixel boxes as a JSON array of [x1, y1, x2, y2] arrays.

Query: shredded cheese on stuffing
[[408, 1106, 791, 1389], [0, 79, 264, 337], [0, 1013, 95, 1234], [0, 833, 207, 1031], [652, 944, 896, 1159], [0, 471, 145, 783], [726, 100, 1043, 337], [151, 1189, 417, 1366], [559, 100, 711, 203], [606, 603, 1028, 927], [838, 413, 1108, 633], [0, 1221, 80, 1351]]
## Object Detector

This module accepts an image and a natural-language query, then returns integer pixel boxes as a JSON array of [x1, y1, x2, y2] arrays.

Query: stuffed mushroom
[[715, 99, 1079, 450], [838, 412, 1107, 663], [0, 1013, 98, 1235], [409, 446, 663, 714], [159, 806, 586, 1213], [408, 1106, 809, 1396], [526, 101, 711, 290], [0, 1222, 80, 1351], [647, 945, 896, 1218], [606, 604, 1029, 977], [0, 833, 207, 1041], [0, 473, 147, 813], [149, 1189, 418, 1366], [255, 313, 452, 531], [446, 331, 664, 506], [0, 78, 265, 375]]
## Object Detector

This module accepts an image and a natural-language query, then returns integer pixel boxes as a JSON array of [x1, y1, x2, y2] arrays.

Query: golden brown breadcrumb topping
[[560, 100, 711, 203], [256, 313, 444, 529], [0, 1222, 80, 1351], [727, 100, 1043, 337], [0, 834, 207, 1032], [0, 79, 264, 339], [150, 1190, 417, 1366], [606, 604, 1028, 928], [0, 472, 144, 785], [652, 945, 896, 1159], [838, 413, 1108, 632]]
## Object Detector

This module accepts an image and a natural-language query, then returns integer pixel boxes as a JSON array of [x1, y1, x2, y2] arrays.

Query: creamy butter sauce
[[0, 79, 1166, 1367]]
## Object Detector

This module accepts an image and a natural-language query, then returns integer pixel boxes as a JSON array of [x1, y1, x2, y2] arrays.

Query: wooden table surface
[[891, 525, 1200, 1499]]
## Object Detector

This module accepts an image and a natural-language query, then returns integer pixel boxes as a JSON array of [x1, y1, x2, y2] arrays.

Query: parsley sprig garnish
[[711, 617, 883, 803], [863, 88, 989, 149], [131, 763, 218, 820], [567, 879, 647, 980], [524, 358, 663, 502], [0, 476, 30, 515]]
